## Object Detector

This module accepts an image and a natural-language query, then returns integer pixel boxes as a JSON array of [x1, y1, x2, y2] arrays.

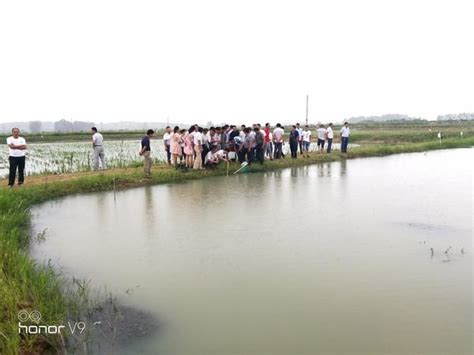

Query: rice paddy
[[0, 140, 168, 178]]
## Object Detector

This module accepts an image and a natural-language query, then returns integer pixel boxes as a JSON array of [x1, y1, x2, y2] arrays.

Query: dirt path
[[1, 165, 172, 188]]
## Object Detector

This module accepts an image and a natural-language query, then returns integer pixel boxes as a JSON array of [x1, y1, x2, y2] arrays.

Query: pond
[[30, 149, 473, 355]]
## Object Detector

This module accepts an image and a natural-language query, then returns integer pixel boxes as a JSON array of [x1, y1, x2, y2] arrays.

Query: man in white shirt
[[6, 127, 27, 187], [205, 147, 228, 167], [302, 125, 311, 157], [91, 127, 106, 170], [296, 123, 304, 155], [193, 127, 204, 170], [163, 126, 172, 165], [326, 123, 334, 153], [340, 122, 351, 153], [316, 124, 327, 153], [214, 149, 228, 162], [239, 125, 246, 140], [273, 123, 284, 159]]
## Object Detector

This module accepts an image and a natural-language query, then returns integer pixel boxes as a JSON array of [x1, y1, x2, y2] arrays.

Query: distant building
[[54, 119, 73, 132], [437, 113, 474, 121]]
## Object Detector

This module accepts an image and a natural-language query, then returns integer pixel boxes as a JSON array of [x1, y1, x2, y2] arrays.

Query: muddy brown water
[[31, 149, 473, 355]]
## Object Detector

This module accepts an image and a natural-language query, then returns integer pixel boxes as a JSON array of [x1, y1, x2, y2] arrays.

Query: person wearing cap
[[6, 127, 27, 187], [91, 127, 106, 170], [340, 122, 350, 153]]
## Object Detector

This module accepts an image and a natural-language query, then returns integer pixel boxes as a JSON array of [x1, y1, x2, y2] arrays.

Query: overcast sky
[[0, 0, 473, 125]]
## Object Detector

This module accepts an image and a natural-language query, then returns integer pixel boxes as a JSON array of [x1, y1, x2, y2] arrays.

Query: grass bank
[[0, 137, 473, 354]]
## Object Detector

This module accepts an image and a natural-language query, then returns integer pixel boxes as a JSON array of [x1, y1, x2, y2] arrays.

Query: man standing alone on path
[[7, 128, 27, 187], [340, 122, 350, 153], [91, 127, 106, 170], [163, 126, 172, 165], [326, 123, 334, 153], [139, 129, 154, 177]]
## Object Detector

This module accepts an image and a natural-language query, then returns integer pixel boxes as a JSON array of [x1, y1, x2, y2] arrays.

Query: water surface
[[31, 149, 473, 355]]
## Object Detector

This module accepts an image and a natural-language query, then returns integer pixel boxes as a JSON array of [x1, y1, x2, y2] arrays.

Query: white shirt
[[163, 132, 171, 146], [205, 151, 215, 164], [227, 151, 237, 160], [326, 127, 334, 139], [340, 126, 350, 137], [317, 128, 327, 140], [302, 130, 311, 142], [7, 136, 27, 157], [297, 127, 303, 141], [193, 131, 203, 145], [212, 132, 221, 143], [92, 132, 104, 146], [215, 149, 226, 160], [273, 127, 284, 142]]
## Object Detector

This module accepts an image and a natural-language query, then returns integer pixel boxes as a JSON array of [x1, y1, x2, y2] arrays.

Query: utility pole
[[305, 95, 309, 126]]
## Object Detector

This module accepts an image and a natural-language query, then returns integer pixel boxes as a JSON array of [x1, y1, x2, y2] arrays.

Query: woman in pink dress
[[183, 126, 195, 168], [170, 126, 183, 167]]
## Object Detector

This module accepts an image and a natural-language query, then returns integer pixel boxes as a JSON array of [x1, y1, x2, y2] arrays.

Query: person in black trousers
[[289, 125, 299, 159], [7, 128, 27, 187], [254, 127, 264, 164]]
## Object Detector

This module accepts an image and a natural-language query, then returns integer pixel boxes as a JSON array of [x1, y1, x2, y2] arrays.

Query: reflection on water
[[31, 149, 473, 355]]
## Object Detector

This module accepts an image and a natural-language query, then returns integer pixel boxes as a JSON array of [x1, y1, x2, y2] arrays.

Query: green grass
[[2, 120, 472, 144], [0, 136, 473, 354], [0, 130, 163, 143]]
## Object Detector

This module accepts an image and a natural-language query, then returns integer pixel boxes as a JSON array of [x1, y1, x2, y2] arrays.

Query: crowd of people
[[4, 123, 351, 185], [158, 122, 351, 173]]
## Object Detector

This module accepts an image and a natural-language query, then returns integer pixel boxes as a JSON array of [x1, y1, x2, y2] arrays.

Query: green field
[[1, 120, 472, 144]]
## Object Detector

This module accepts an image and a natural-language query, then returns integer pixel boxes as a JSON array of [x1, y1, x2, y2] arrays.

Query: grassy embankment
[[0, 133, 473, 354]]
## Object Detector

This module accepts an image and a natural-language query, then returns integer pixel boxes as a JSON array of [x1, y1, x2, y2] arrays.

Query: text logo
[[18, 310, 86, 335]]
